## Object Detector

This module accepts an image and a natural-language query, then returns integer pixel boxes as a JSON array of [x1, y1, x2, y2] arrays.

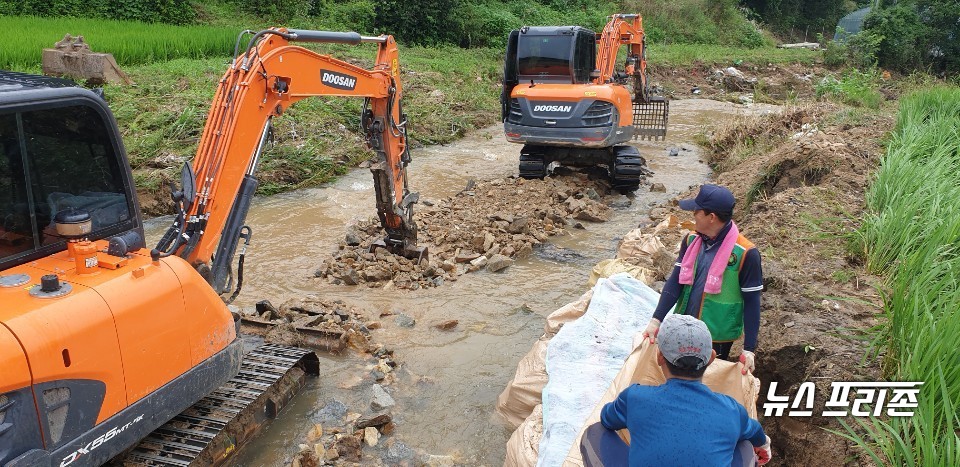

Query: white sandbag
[[536, 273, 659, 467]]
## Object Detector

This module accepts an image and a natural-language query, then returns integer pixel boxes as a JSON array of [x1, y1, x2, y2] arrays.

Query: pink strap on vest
[[678, 221, 739, 294]]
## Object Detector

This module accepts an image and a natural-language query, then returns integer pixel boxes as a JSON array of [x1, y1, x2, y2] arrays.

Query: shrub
[[0, 0, 195, 24], [815, 69, 883, 109]]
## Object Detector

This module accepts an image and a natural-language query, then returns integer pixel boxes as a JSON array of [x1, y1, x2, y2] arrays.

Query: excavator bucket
[[632, 97, 669, 141]]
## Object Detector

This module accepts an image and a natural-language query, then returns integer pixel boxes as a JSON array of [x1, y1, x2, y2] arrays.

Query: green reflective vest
[[674, 233, 755, 342]]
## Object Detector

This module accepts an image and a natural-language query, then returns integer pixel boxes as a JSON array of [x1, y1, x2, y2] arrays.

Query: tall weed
[[854, 86, 960, 465]]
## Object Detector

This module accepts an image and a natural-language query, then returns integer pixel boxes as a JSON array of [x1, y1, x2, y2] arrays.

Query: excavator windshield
[[516, 27, 595, 84], [0, 93, 137, 269]]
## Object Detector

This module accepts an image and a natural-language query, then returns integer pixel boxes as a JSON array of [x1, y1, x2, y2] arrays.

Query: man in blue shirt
[[600, 314, 772, 466]]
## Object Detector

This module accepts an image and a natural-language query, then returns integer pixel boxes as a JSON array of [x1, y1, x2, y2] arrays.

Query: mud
[[651, 63, 826, 103], [315, 171, 629, 290]]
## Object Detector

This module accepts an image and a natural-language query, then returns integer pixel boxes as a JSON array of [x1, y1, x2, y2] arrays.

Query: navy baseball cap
[[678, 184, 735, 214]]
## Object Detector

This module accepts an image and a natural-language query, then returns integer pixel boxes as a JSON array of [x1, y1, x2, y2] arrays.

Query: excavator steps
[[117, 344, 319, 466], [632, 97, 669, 141]]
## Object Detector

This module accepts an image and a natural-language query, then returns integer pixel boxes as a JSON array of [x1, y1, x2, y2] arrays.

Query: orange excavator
[[0, 27, 422, 467], [501, 13, 669, 192]]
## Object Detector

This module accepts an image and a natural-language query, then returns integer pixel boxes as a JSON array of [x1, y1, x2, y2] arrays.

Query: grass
[[0, 16, 237, 69], [815, 69, 884, 109], [648, 44, 818, 67], [849, 86, 960, 465], [100, 43, 502, 212]]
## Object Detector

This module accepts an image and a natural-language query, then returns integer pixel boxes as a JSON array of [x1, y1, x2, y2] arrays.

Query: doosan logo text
[[321, 70, 357, 90], [533, 105, 572, 113]]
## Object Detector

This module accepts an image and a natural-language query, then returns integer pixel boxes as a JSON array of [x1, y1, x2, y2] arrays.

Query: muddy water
[[143, 99, 777, 466]]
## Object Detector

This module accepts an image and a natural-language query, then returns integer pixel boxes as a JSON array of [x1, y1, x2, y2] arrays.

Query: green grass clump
[[0, 15, 237, 69], [815, 69, 884, 109], [848, 86, 960, 466], [648, 43, 817, 67]]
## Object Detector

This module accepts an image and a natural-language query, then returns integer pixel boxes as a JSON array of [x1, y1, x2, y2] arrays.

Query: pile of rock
[[316, 173, 617, 290], [237, 297, 378, 353]]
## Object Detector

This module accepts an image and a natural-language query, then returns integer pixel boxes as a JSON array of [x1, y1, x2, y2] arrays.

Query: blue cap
[[678, 184, 735, 214]]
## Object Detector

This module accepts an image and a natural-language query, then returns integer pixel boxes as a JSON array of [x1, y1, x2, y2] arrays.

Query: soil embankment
[[664, 104, 892, 465]]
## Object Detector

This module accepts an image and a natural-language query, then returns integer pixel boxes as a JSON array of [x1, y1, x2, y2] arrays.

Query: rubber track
[[610, 146, 645, 193], [120, 344, 315, 466], [519, 145, 548, 179]]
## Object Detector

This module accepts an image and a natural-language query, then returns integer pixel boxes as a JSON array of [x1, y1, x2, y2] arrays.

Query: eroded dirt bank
[[661, 104, 891, 465]]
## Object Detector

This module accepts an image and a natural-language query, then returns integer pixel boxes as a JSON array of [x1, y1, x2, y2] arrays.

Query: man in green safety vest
[[642, 184, 763, 373]]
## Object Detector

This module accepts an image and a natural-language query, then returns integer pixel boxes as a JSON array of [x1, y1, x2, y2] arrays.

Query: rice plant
[[0, 16, 237, 70], [852, 86, 960, 465]]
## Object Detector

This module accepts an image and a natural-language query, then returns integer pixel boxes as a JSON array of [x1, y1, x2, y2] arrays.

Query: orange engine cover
[[0, 240, 236, 432]]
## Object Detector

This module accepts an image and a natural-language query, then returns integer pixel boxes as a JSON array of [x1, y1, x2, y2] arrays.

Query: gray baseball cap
[[658, 314, 713, 370]]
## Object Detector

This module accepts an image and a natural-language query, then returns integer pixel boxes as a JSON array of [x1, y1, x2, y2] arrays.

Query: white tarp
[[535, 273, 658, 467]]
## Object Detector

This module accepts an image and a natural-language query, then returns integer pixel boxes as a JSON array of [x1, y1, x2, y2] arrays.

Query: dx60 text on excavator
[[501, 13, 669, 192], [0, 27, 423, 467]]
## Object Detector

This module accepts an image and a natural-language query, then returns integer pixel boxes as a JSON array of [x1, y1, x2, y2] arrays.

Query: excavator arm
[[595, 14, 668, 141], [595, 14, 647, 101], [154, 28, 424, 297]]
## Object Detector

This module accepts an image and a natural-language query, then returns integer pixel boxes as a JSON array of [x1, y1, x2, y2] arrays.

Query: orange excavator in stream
[[502, 13, 669, 192], [0, 27, 422, 467]]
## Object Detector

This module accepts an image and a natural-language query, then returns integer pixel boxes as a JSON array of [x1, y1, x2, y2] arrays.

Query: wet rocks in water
[[332, 434, 362, 462], [242, 296, 373, 353], [395, 313, 416, 328], [315, 174, 623, 290], [356, 413, 393, 429]]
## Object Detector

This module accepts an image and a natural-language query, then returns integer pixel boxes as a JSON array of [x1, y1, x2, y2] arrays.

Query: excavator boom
[[155, 28, 425, 297]]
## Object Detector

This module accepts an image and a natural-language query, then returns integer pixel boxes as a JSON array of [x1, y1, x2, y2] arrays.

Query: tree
[[864, 0, 960, 74]]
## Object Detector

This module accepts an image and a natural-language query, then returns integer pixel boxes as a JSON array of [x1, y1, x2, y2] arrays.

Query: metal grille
[[0, 394, 9, 424], [632, 97, 669, 141], [581, 101, 614, 127], [507, 98, 523, 124]]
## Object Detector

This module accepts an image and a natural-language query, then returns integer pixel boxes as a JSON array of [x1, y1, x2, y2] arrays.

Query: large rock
[[356, 413, 393, 429], [487, 254, 514, 273], [371, 384, 396, 410], [332, 435, 361, 462]]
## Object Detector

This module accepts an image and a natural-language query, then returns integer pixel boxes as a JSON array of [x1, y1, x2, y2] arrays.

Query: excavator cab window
[[0, 103, 134, 268], [516, 27, 596, 84], [517, 33, 574, 83]]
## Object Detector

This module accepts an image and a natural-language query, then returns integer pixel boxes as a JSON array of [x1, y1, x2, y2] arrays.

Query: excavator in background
[[501, 13, 669, 192], [0, 26, 423, 467]]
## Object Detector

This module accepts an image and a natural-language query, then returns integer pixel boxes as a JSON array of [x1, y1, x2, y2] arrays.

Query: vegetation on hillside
[[851, 86, 960, 466]]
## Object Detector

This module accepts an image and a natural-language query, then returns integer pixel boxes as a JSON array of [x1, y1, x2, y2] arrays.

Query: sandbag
[[560, 340, 762, 466], [504, 405, 544, 467], [588, 258, 653, 286], [536, 274, 657, 467]]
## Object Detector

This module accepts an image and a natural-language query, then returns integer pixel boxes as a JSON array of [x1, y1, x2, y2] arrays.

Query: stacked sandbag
[[588, 216, 688, 287]]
